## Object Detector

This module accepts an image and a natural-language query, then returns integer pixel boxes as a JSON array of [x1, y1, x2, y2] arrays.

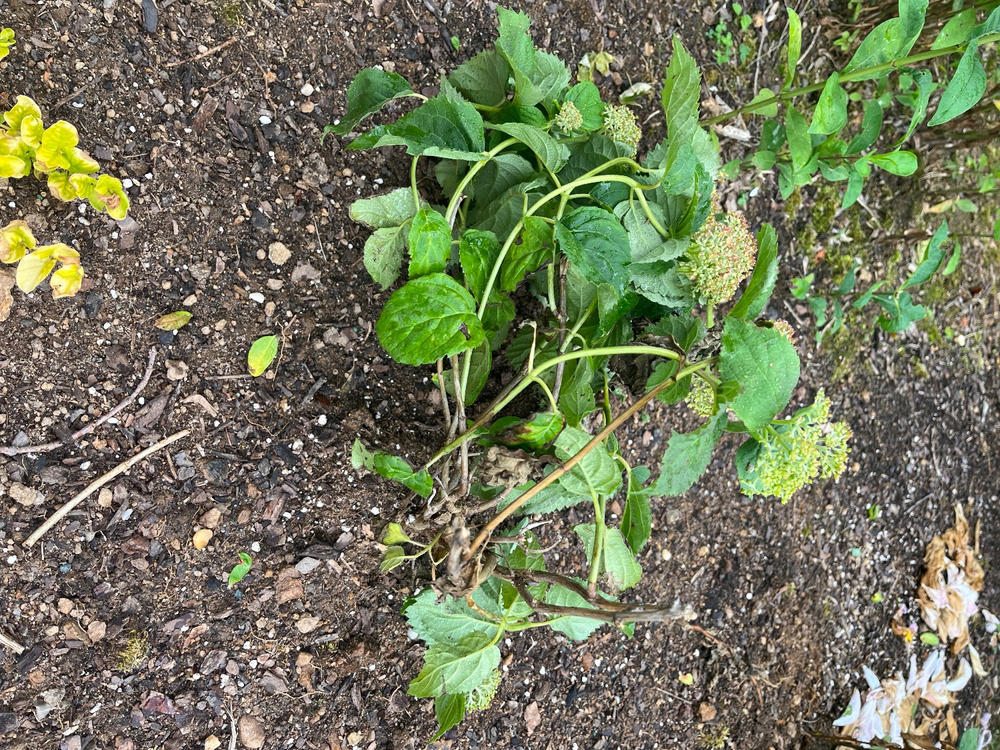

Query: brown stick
[[1, 348, 158, 457], [506, 576, 687, 624], [23, 429, 190, 548], [0, 631, 25, 654], [165, 37, 238, 68], [464, 368, 688, 561]]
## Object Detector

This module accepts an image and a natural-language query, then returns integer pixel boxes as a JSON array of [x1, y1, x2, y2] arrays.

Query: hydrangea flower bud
[[740, 389, 852, 502], [554, 100, 583, 133], [466, 669, 503, 711], [770, 319, 796, 345], [680, 210, 757, 306], [685, 376, 716, 418], [602, 105, 641, 155]]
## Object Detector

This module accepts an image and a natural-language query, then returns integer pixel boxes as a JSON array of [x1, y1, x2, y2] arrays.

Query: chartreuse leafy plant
[[1, 34, 130, 314], [708, 0, 1000, 206], [332, 7, 851, 737]]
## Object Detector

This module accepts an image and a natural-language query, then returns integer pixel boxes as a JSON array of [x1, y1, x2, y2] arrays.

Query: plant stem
[[444, 137, 519, 227], [462, 358, 713, 561], [430, 343, 684, 470], [587, 493, 606, 597], [700, 31, 1000, 126], [410, 156, 420, 212]]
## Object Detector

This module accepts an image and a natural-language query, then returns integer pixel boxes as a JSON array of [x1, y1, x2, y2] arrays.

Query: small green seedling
[[451, 35, 460, 53], [227, 552, 253, 587], [247, 334, 279, 376], [0, 27, 13, 60]]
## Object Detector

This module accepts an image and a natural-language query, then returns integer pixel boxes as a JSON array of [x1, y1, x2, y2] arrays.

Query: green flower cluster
[[740, 390, 852, 502], [770, 319, 796, 345], [685, 376, 716, 417], [466, 668, 503, 710], [601, 104, 641, 155], [554, 100, 583, 133], [680, 209, 757, 306]]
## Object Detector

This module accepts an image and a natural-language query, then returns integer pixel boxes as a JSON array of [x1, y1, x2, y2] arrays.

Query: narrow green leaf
[[729, 224, 778, 321], [373, 453, 434, 498], [330, 68, 414, 136], [376, 274, 485, 365], [459, 229, 501, 302], [247, 335, 279, 377], [868, 150, 918, 176], [783, 7, 802, 89], [942, 239, 961, 275], [846, 99, 884, 154], [747, 88, 778, 117], [930, 6, 977, 49], [408, 208, 452, 278], [927, 41, 986, 126], [719, 318, 800, 431], [408, 632, 501, 698], [901, 220, 948, 289], [842, 167, 865, 209], [487, 121, 570, 173], [785, 105, 811, 173], [555, 207, 631, 296], [651, 410, 727, 496], [621, 466, 652, 553], [660, 37, 703, 177], [227, 552, 253, 587], [496, 7, 536, 82], [809, 73, 848, 135]]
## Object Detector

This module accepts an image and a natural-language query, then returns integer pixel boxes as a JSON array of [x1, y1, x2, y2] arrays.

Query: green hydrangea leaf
[[574, 524, 641, 591], [449, 50, 511, 107], [500, 215, 553, 291], [621, 465, 653, 554], [555, 207, 631, 296], [564, 82, 604, 131], [408, 632, 501, 698], [376, 273, 485, 365], [729, 223, 778, 321], [553, 426, 623, 498], [719, 318, 800, 432], [488, 121, 569, 173], [350, 187, 420, 229], [544, 582, 607, 640], [433, 694, 467, 741], [408, 208, 452, 278], [459, 229, 500, 302], [651, 409, 727, 496], [329, 68, 414, 136]]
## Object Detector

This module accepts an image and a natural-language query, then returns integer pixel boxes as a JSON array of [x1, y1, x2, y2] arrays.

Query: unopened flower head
[[770, 319, 796, 346], [554, 100, 583, 133], [602, 105, 641, 155], [680, 210, 756, 306], [739, 389, 852, 502], [466, 668, 502, 711], [685, 376, 716, 418]]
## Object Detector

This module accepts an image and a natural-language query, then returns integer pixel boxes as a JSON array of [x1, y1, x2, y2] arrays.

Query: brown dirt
[[0, 1, 997, 749]]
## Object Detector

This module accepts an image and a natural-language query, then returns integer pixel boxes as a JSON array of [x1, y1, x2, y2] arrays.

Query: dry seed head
[[771, 319, 796, 345], [680, 211, 757, 305]]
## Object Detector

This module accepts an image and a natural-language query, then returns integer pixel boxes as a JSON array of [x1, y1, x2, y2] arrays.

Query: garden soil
[[0, 1, 997, 748]]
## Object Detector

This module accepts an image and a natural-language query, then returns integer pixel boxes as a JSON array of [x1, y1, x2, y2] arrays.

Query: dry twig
[[1, 348, 158, 457], [165, 37, 238, 68], [23, 429, 190, 548], [0, 631, 25, 654]]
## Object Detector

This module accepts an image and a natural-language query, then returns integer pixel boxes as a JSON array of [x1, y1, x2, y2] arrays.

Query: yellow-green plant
[[0, 29, 129, 313], [0, 28, 13, 60], [1, 95, 129, 219]]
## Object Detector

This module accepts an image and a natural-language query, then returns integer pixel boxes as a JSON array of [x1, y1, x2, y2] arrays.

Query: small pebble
[[237, 715, 266, 749], [249, 292, 266, 304], [193, 529, 213, 549], [300, 83, 314, 96]]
